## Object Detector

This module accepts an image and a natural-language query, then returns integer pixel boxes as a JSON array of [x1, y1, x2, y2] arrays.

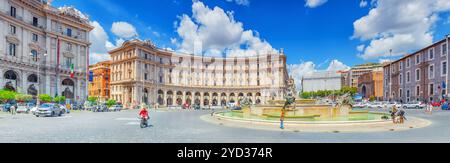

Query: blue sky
[[52, 0, 450, 71]]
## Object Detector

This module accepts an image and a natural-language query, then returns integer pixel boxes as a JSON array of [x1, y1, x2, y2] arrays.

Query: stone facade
[[345, 63, 384, 88], [357, 71, 384, 100], [302, 71, 343, 92], [0, 0, 93, 102], [88, 60, 110, 102], [384, 37, 449, 103], [109, 40, 289, 107]]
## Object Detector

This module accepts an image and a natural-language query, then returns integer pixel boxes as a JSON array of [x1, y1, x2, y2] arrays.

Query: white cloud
[[327, 60, 350, 71], [225, 0, 250, 6], [174, 0, 277, 57], [305, 0, 328, 8], [359, 0, 368, 8], [378, 58, 392, 64], [89, 21, 112, 64], [289, 61, 316, 92], [289, 60, 349, 91], [357, 45, 365, 52], [353, 0, 450, 60], [115, 38, 125, 48], [111, 22, 138, 39], [170, 38, 178, 45], [152, 31, 161, 38]]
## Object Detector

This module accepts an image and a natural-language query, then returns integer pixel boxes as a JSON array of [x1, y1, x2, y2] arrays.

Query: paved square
[[1, 109, 449, 143]]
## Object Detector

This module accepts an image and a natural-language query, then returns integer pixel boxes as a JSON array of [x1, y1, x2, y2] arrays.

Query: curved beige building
[[109, 39, 288, 107]]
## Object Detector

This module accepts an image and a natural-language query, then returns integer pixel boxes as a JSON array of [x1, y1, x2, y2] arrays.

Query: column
[[21, 71, 27, 94], [182, 91, 186, 105], [133, 85, 139, 104], [163, 91, 167, 106], [0, 20, 5, 55], [172, 93, 176, 106], [77, 78, 82, 101], [0, 67, 3, 88], [200, 92, 204, 107]]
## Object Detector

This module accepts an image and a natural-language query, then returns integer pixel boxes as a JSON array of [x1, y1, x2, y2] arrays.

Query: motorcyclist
[[139, 107, 149, 128], [139, 107, 149, 120]]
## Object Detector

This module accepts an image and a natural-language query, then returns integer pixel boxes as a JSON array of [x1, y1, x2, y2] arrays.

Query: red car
[[431, 101, 443, 107]]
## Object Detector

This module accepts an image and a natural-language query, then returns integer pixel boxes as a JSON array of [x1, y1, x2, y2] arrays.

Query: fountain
[[215, 77, 389, 123]]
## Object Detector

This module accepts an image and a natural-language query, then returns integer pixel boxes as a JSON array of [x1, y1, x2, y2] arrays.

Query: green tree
[[88, 96, 98, 105], [38, 94, 53, 103], [106, 99, 116, 107], [15, 94, 33, 102], [301, 92, 312, 99], [342, 86, 357, 96], [0, 89, 17, 103], [53, 96, 66, 104]]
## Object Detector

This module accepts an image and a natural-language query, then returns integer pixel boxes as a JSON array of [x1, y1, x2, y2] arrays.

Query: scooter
[[140, 116, 149, 128]]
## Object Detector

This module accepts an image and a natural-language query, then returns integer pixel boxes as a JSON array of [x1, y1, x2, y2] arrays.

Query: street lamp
[[31, 52, 47, 106]]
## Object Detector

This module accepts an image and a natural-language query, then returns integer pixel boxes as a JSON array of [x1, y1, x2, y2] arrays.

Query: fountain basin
[[216, 106, 390, 124]]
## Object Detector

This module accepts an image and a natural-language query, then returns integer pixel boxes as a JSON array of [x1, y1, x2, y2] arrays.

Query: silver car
[[16, 103, 30, 114], [35, 103, 63, 117], [108, 105, 123, 112]]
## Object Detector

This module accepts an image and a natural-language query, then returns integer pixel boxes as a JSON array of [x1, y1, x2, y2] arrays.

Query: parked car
[[227, 102, 236, 109], [93, 104, 108, 112], [442, 102, 450, 110], [72, 103, 84, 110], [368, 102, 384, 109], [353, 102, 367, 108], [3, 103, 12, 112], [431, 101, 443, 107], [16, 103, 31, 114], [58, 105, 70, 114], [59, 105, 70, 114], [402, 101, 426, 109], [109, 105, 123, 112], [30, 106, 39, 115], [385, 102, 402, 109], [35, 103, 63, 117]]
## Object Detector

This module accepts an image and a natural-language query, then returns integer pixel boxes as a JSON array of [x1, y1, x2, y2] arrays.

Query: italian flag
[[70, 64, 75, 78]]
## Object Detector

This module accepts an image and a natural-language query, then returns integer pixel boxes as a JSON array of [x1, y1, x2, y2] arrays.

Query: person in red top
[[139, 107, 149, 119]]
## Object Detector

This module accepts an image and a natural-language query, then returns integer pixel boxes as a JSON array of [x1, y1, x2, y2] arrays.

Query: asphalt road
[[0, 108, 449, 143]]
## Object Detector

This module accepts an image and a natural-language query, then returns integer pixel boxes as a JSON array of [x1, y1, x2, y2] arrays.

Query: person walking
[[397, 108, 406, 124], [391, 106, 398, 124], [280, 109, 285, 129], [426, 103, 433, 115], [10, 104, 16, 118]]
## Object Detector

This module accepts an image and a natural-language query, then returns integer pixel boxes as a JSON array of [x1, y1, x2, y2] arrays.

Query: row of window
[[10, 24, 40, 42], [8, 44, 75, 69], [11, 4, 86, 40], [391, 43, 448, 73], [396, 83, 439, 100], [168, 77, 268, 86], [395, 62, 447, 85]]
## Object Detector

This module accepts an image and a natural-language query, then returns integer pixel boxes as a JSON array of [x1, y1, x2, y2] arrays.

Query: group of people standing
[[390, 106, 406, 124]]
